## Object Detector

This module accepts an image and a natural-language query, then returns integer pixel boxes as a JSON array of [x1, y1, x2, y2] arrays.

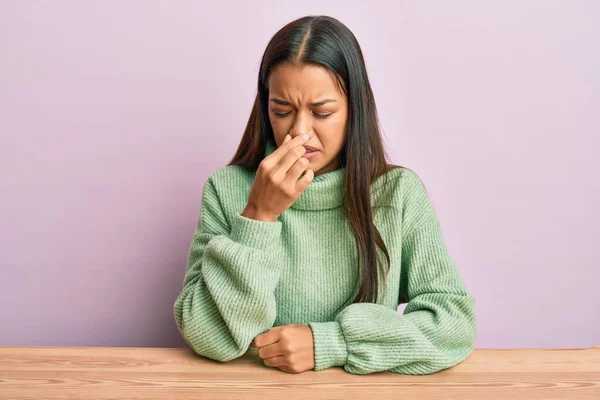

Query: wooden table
[[1, 346, 599, 399]]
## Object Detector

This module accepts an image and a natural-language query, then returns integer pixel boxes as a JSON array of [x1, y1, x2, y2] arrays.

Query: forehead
[[268, 63, 342, 97]]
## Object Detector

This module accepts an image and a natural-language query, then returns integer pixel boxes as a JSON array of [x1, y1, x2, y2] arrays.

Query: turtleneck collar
[[264, 138, 345, 211]]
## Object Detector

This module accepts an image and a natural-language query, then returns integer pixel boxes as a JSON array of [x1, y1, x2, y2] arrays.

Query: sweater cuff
[[229, 212, 282, 249], [308, 321, 348, 371]]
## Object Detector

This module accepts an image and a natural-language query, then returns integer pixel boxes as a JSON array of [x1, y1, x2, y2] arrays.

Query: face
[[267, 63, 348, 176]]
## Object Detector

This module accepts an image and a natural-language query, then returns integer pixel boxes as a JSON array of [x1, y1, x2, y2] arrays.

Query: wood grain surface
[[1, 346, 599, 399]]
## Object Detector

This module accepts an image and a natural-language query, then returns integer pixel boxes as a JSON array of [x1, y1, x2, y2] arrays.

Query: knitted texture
[[173, 139, 476, 375]]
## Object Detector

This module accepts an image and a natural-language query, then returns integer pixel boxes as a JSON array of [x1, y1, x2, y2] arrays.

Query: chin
[[309, 167, 323, 177]]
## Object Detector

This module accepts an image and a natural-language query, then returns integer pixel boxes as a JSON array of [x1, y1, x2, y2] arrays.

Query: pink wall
[[1, 1, 598, 348]]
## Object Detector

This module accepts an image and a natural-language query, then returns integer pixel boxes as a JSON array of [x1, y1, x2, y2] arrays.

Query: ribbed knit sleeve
[[173, 176, 284, 362], [308, 169, 476, 375]]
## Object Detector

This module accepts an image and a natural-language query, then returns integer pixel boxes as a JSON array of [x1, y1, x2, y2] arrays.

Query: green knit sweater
[[174, 138, 476, 375]]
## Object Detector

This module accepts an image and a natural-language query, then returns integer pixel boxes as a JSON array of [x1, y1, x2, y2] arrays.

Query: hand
[[251, 324, 315, 374], [242, 134, 313, 222]]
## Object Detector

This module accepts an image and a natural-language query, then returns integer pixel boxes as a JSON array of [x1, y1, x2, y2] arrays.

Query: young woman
[[174, 15, 476, 375]]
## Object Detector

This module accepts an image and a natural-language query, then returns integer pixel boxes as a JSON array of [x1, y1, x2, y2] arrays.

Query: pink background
[[1, 1, 598, 348]]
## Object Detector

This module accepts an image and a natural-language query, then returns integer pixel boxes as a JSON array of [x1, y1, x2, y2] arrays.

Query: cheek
[[322, 117, 347, 152], [269, 116, 288, 133], [317, 114, 346, 137]]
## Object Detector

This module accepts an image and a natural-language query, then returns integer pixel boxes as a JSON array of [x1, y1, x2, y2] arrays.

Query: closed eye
[[273, 111, 332, 119]]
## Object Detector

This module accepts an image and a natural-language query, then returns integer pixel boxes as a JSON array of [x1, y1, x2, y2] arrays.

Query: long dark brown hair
[[228, 15, 404, 313]]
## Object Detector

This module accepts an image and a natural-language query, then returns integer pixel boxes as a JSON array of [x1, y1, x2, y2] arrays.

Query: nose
[[289, 110, 313, 139]]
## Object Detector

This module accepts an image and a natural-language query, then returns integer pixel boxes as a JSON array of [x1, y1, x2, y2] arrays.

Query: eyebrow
[[269, 98, 337, 106]]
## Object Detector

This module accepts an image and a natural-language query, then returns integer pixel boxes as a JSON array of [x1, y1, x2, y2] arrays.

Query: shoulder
[[392, 166, 440, 234], [396, 166, 429, 198], [372, 165, 429, 207], [383, 165, 425, 186]]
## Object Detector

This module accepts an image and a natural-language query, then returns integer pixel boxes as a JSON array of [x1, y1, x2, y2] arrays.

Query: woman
[[174, 15, 476, 375]]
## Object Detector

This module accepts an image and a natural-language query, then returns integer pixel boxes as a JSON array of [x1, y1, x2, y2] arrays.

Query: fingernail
[[302, 134, 309, 140]]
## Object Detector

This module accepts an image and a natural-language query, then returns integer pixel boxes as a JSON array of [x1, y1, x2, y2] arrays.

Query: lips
[[304, 145, 320, 152]]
